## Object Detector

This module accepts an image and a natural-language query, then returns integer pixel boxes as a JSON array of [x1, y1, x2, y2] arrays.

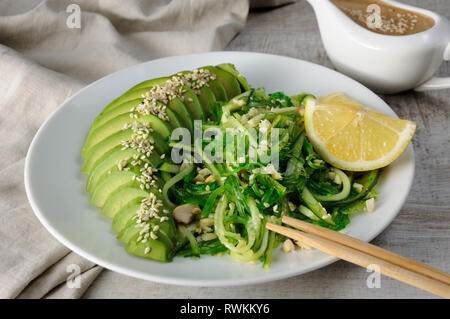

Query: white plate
[[25, 52, 415, 287]]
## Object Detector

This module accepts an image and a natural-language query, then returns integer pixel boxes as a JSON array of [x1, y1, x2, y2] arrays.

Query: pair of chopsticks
[[266, 216, 450, 298]]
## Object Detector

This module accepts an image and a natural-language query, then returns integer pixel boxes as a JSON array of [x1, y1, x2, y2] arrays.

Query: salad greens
[[164, 89, 379, 269]]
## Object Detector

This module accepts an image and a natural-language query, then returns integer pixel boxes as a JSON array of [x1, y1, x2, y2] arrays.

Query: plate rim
[[24, 51, 415, 287]]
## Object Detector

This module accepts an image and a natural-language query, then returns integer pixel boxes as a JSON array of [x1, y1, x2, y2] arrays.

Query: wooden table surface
[[84, 0, 450, 299]]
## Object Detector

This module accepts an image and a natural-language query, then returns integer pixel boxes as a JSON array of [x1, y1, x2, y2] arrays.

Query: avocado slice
[[82, 127, 169, 174], [86, 147, 162, 193], [165, 107, 183, 130], [216, 63, 251, 91], [87, 147, 140, 193], [182, 85, 205, 121], [100, 87, 152, 115], [113, 200, 177, 240], [112, 201, 141, 233], [196, 86, 217, 121], [126, 233, 172, 262], [123, 218, 176, 262], [200, 66, 241, 101], [93, 97, 189, 137], [207, 79, 227, 102], [91, 170, 139, 207], [119, 213, 176, 262], [127, 76, 170, 92], [91, 98, 143, 131], [119, 216, 175, 246], [167, 98, 193, 133], [82, 129, 132, 173], [82, 113, 171, 157], [102, 186, 159, 218]]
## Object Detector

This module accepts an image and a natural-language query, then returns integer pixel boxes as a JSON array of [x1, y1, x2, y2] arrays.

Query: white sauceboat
[[307, 0, 450, 93]]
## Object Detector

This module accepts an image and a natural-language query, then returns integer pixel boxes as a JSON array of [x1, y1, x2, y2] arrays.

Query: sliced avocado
[[91, 98, 143, 131], [182, 85, 205, 121], [86, 147, 162, 193], [126, 233, 171, 262], [82, 113, 171, 156], [113, 195, 176, 235], [102, 186, 158, 218], [197, 86, 217, 121], [82, 129, 132, 173], [216, 63, 251, 91], [82, 127, 169, 174], [127, 76, 170, 92], [167, 98, 193, 133], [201, 66, 241, 100], [112, 202, 141, 233], [87, 147, 140, 193], [91, 170, 139, 207], [97, 97, 188, 134], [165, 106, 183, 130], [123, 219, 176, 262], [119, 215, 175, 246], [100, 87, 151, 115], [207, 79, 227, 102]]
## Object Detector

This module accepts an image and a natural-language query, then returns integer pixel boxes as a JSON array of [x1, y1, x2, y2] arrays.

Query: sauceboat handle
[[415, 42, 450, 91]]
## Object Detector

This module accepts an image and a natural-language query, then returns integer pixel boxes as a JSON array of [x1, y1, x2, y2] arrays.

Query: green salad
[[81, 63, 379, 268]]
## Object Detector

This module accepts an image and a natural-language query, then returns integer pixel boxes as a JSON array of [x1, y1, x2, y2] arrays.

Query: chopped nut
[[334, 173, 342, 185], [353, 183, 363, 193], [365, 198, 375, 213], [193, 174, 205, 183], [172, 203, 200, 225], [288, 201, 296, 212], [204, 175, 216, 183], [265, 164, 282, 180], [197, 168, 211, 177], [282, 239, 295, 253], [328, 171, 336, 180], [313, 159, 323, 166]]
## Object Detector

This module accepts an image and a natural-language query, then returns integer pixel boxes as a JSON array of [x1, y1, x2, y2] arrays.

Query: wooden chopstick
[[266, 221, 450, 298], [282, 216, 450, 285]]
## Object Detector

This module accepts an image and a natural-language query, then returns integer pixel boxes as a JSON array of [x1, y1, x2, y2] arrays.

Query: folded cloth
[[0, 0, 249, 299]]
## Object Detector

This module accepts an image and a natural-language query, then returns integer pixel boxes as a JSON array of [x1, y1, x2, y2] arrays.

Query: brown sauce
[[331, 0, 435, 35]]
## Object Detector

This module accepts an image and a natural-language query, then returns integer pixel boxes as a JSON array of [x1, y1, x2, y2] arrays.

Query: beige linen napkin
[[0, 0, 249, 299]]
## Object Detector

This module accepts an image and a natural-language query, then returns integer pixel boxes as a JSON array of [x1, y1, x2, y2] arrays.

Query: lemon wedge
[[304, 93, 416, 171]]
